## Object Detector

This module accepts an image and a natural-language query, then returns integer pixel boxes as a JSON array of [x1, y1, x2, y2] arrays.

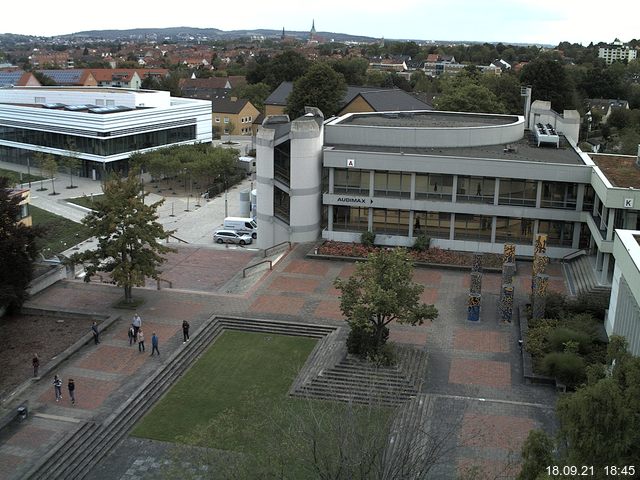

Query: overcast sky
[[2, 0, 638, 46]]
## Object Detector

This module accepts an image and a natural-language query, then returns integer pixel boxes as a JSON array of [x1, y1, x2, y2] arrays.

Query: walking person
[[137, 329, 145, 353], [132, 313, 142, 341], [151, 332, 159, 356], [32, 353, 40, 377], [182, 320, 190, 343], [68, 378, 76, 405], [53, 374, 63, 402], [91, 321, 100, 344], [128, 325, 135, 346]]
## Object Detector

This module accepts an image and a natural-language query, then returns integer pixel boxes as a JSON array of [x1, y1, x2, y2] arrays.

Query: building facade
[[598, 39, 638, 65], [0, 86, 212, 179]]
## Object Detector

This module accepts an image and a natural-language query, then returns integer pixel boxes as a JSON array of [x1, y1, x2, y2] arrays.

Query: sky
[[1, 0, 638, 46]]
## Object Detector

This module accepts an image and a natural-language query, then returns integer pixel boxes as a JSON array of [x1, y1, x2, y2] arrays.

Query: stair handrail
[[561, 249, 586, 264]]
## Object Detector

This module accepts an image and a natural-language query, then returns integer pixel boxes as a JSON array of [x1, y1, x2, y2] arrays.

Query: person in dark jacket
[[151, 332, 159, 356], [91, 321, 100, 344], [53, 374, 62, 402], [32, 354, 40, 377], [182, 320, 190, 343], [68, 378, 76, 405]]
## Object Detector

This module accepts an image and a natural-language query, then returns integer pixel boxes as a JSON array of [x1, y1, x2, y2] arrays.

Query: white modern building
[[0, 86, 212, 179], [598, 38, 638, 65]]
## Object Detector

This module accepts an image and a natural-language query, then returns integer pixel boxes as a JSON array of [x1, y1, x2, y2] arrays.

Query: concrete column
[[491, 216, 497, 243], [607, 208, 615, 241], [327, 205, 334, 231], [409, 210, 415, 238], [601, 253, 611, 285], [576, 184, 585, 211], [449, 213, 455, 240], [536, 180, 543, 208], [596, 248, 603, 271], [451, 175, 458, 203], [328, 167, 334, 194], [369, 170, 375, 197], [410, 172, 416, 200], [368, 207, 373, 231], [493, 178, 500, 206], [572, 222, 581, 249]]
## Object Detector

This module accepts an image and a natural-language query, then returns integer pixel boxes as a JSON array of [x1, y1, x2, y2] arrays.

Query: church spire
[[310, 19, 316, 41]]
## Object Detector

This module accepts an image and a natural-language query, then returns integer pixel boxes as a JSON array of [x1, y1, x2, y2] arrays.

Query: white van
[[223, 217, 257, 239]]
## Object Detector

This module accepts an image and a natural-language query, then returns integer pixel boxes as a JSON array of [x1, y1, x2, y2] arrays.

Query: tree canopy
[[334, 248, 438, 357], [286, 62, 347, 119], [435, 75, 507, 113], [520, 57, 575, 112], [0, 177, 40, 312], [72, 174, 175, 302]]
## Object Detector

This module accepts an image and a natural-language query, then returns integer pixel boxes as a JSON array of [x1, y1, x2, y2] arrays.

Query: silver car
[[213, 229, 253, 246]]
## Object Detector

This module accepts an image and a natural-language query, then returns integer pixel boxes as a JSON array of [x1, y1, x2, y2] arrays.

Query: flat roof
[[338, 111, 518, 128], [589, 154, 640, 188], [327, 133, 585, 165]]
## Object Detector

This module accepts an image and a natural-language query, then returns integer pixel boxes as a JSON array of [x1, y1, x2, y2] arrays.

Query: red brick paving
[[268, 276, 320, 294], [338, 263, 356, 278], [313, 299, 344, 321], [37, 375, 120, 410], [419, 288, 438, 305], [0, 453, 24, 478], [110, 322, 181, 345], [284, 259, 329, 276], [77, 345, 149, 374], [461, 274, 503, 293], [412, 269, 442, 285], [145, 300, 205, 321], [517, 276, 567, 296], [449, 358, 511, 388], [389, 329, 428, 346], [249, 295, 305, 315], [460, 413, 536, 451], [453, 328, 510, 353]]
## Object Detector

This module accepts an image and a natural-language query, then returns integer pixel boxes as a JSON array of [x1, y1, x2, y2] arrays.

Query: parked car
[[213, 229, 253, 246], [223, 216, 257, 239]]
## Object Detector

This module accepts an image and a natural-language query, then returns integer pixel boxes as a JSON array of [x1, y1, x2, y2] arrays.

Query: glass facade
[[541, 181, 577, 210], [274, 186, 290, 223], [415, 173, 453, 200], [538, 221, 574, 246], [582, 184, 595, 212], [372, 208, 410, 234], [334, 168, 369, 195], [495, 217, 533, 244], [454, 213, 492, 241], [374, 171, 411, 198], [274, 140, 291, 186], [457, 176, 495, 204], [333, 206, 369, 232], [421, 211, 450, 239], [498, 178, 537, 206], [0, 125, 196, 157]]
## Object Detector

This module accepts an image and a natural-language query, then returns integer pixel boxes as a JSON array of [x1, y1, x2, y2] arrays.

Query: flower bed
[[316, 241, 503, 269]]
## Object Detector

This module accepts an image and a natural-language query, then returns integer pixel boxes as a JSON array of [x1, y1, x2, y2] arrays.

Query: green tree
[[246, 51, 310, 89], [0, 177, 40, 312], [232, 82, 271, 112], [517, 430, 554, 480], [331, 57, 369, 85], [41, 156, 59, 195], [333, 248, 438, 356], [73, 174, 175, 303], [436, 77, 506, 113], [520, 57, 575, 111], [286, 62, 347, 119], [62, 143, 81, 189]]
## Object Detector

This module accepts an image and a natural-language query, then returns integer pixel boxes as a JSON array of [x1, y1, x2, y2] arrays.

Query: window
[[582, 184, 595, 212], [274, 187, 290, 223], [457, 176, 495, 204], [538, 221, 573, 247], [423, 211, 450, 239], [224, 117, 229, 124], [454, 214, 492, 241], [541, 182, 577, 210], [274, 140, 291, 185], [334, 169, 369, 195], [34, 96, 46, 103], [374, 171, 411, 198], [333, 206, 369, 232], [498, 178, 537, 206], [106, 100, 115, 107], [415, 173, 453, 200], [372, 209, 410, 235], [495, 217, 533, 244]]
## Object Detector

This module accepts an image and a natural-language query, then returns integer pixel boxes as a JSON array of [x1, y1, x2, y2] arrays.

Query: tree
[[232, 82, 271, 112], [331, 57, 369, 85], [246, 51, 310, 89], [286, 62, 347, 119], [72, 174, 175, 303], [436, 77, 506, 114], [334, 248, 438, 357], [62, 143, 81, 189], [517, 430, 554, 480], [520, 57, 575, 112], [41, 156, 59, 195], [0, 177, 40, 312]]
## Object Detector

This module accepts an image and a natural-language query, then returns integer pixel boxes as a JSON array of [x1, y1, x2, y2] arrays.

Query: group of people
[[43, 313, 193, 403]]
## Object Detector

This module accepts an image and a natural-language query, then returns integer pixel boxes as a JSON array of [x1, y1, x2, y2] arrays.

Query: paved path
[[0, 242, 567, 480]]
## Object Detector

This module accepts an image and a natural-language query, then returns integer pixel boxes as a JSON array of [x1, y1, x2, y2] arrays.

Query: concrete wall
[[528, 100, 580, 145]]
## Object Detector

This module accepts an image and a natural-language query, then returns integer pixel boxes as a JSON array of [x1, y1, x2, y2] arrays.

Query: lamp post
[[585, 111, 592, 144]]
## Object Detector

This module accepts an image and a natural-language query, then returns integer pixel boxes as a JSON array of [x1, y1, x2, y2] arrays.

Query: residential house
[[598, 39, 638, 65], [0, 70, 41, 87], [8, 188, 32, 227], [89, 69, 142, 89], [212, 98, 260, 135], [585, 98, 630, 124], [179, 76, 246, 100], [37, 69, 98, 87]]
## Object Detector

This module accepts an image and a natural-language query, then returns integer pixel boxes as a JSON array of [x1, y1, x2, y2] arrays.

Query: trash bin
[[17, 406, 28, 421]]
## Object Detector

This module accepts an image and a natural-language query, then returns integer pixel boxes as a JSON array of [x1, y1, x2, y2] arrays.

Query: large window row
[[0, 125, 196, 157], [274, 140, 291, 186]]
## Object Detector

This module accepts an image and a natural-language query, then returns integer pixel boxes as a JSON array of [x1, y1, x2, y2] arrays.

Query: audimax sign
[[335, 196, 374, 205]]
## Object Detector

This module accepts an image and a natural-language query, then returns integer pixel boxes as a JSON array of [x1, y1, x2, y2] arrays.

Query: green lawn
[[132, 331, 390, 476], [66, 194, 104, 209], [0, 167, 44, 184], [30, 205, 93, 256]]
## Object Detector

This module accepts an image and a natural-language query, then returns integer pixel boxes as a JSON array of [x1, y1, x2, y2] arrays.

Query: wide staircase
[[290, 329, 428, 407], [563, 254, 611, 298], [24, 317, 336, 480]]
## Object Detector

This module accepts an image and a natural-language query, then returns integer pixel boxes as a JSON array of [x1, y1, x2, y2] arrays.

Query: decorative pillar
[[532, 274, 549, 320], [470, 272, 482, 295], [467, 293, 481, 322], [499, 284, 515, 323], [472, 253, 483, 273]]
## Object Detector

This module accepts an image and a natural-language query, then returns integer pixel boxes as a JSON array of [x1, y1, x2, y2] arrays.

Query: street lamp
[[585, 111, 592, 144]]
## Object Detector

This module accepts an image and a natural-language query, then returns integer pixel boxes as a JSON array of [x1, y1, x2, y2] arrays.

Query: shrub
[[360, 230, 376, 247], [525, 318, 558, 359], [366, 343, 396, 367], [544, 291, 567, 319], [548, 327, 592, 354], [566, 292, 610, 320], [413, 233, 431, 252], [346, 323, 389, 358], [541, 351, 586, 387]]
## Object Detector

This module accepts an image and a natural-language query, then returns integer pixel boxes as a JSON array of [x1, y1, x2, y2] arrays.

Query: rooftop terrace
[[338, 111, 518, 128], [589, 154, 640, 188]]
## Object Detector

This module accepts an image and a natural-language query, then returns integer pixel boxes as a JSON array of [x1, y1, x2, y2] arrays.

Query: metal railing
[[156, 278, 173, 290], [243, 260, 272, 278], [561, 249, 586, 264], [166, 234, 189, 244], [264, 241, 292, 258]]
